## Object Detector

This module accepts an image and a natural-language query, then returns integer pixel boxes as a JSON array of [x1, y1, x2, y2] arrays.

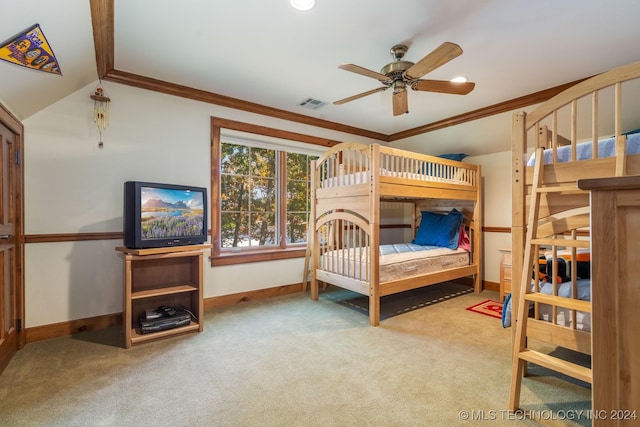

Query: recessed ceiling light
[[451, 76, 468, 83], [290, 0, 316, 11]]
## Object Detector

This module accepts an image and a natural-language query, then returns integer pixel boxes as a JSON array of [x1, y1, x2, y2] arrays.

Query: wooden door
[[0, 107, 24, 375]]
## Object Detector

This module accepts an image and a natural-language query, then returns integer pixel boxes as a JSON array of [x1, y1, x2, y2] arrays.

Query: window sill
[[210, 247, 306, 266]]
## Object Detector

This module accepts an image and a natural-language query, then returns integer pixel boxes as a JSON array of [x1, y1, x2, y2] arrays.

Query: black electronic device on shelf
[[139, 306, 193, 334]]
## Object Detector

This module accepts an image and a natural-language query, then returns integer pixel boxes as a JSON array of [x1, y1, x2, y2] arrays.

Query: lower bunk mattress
[[319, 243, 470, 283], [537, 279, 591, 332]]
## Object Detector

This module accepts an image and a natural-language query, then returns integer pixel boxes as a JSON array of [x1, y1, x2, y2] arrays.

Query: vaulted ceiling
[[2, 0, 640, 155]]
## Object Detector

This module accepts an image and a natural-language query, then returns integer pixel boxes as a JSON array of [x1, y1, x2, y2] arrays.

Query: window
[[285, 152, 315, 244], [211, 117, 335, 265], [220, 143, 316, 249]]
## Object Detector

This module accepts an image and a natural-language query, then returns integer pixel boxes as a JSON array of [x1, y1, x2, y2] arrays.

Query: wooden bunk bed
[[509, 60, 640, 416], [309, 142, 482, 326]]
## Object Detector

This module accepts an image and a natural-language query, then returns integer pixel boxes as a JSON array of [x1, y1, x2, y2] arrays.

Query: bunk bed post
[[614, 82, 627, 176], [309, 159, 319, 301], [368, 144, 381, 326], [411, 201, 417, 238], [473, 164, 483, 293], [509, 147, 545, 411], [511, 112, 527, 336]]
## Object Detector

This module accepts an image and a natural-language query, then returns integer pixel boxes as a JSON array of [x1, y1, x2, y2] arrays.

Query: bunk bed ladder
[[508, 147, 592, 411]]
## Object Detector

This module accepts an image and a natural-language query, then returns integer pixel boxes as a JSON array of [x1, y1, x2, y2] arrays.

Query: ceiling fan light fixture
[[451, 76, 468, 83], [335, 42, 474, 116], [290, 0, 316, 11]]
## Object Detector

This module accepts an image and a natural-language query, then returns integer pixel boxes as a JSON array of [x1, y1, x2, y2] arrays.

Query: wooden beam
[[90, 0, 114, 78]]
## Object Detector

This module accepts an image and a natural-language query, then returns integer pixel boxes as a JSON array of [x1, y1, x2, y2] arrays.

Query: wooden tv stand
[[116, 244, 209, 349]]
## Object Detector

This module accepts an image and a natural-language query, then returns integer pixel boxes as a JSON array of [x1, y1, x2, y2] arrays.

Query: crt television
[[123, 181, 208, 249]]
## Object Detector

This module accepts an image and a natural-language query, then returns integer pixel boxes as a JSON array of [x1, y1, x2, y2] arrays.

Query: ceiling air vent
[[297, 97, 327, 110]]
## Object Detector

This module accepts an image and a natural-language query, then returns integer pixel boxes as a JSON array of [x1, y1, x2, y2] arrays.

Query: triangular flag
[[0, 23, 62, 75]]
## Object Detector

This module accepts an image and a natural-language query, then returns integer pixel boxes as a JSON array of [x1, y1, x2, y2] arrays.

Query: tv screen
[[124, 181, 208, 249]]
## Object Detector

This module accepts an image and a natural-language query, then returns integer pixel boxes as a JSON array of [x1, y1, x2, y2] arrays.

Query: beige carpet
[[0, 288, 591, 426]]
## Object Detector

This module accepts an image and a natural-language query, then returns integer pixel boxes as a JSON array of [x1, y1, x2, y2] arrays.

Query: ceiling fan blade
[[333, 86, 389, 105], [405, 42, 463, 79], [338, 64, 391, 83], [392, 88, 408, 116], [411, 79, 475, 95]]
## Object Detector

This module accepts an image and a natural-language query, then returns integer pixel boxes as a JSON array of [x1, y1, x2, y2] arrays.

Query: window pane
[[250, 177, 276, 212], [221, 143, 249, 174], [286, 152, 307, 180], [221, 212, 249, 248], [250, 212, 276, 246], [286, 212, 307, 244], [287, 180, 306, 212], [251, 147, 275, 177], [285, 153, 316, 245], [221, 175, 249, 211]]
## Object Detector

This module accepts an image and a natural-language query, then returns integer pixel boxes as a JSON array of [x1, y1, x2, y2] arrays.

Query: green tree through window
[[220, 141, 316, 249]]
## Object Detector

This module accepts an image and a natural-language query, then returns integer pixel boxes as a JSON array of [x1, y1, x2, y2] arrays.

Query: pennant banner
[[0, 23, 61, 75]]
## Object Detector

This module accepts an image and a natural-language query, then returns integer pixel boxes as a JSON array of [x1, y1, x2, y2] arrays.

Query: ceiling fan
[[334, 42, 475, 116]]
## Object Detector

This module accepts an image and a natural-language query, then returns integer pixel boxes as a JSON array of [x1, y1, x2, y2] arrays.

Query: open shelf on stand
[[116, 244, 209, 348]]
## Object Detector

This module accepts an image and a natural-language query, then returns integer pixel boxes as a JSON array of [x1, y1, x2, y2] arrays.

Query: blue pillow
[[438, 153, 468, 161], [412, 209, 463, 249]]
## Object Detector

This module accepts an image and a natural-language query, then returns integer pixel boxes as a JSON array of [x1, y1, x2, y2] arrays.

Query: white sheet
[[319, 243, 470, 283], [526, 132, 640, 166], [537, 278, 591, 332]]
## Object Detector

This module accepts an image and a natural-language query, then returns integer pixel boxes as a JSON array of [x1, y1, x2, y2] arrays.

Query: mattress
[[538, 306, 591, 332], [537, 274, 591, 331], [538, 278, 591, 302], [319, 243, 470, 283], [526, 132, 640, 166], [502, 278, 591, 331]]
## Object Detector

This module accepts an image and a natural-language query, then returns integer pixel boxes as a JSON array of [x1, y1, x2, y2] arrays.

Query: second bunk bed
[[509, 60, 640, 413], [309, 142, 482, 326]]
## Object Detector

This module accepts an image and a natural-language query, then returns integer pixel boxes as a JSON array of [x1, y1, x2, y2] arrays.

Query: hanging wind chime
[[90, 83, 110, 148]]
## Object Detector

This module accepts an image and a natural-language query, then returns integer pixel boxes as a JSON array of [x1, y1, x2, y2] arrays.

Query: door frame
[[0, 102, 25, 371]]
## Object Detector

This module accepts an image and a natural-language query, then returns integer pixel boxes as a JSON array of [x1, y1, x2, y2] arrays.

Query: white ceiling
[[2, 0, 640, 155]]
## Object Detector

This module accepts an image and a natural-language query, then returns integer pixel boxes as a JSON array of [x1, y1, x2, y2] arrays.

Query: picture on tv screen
[[140, 186, 205, 240]]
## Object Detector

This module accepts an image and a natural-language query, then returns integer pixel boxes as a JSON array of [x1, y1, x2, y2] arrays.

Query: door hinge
[[15, 150, 21, 165], [16, 318, 22, 332]]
